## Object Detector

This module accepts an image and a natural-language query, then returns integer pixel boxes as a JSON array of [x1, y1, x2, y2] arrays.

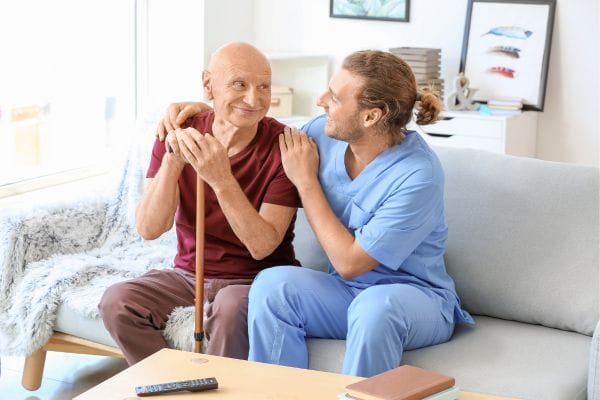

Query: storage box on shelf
[[409, 110, 538, 157], [266, 52, 330, 120]]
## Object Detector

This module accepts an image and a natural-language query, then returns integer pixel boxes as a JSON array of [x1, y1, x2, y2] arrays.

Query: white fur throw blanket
[[0, 132, 198, 356]]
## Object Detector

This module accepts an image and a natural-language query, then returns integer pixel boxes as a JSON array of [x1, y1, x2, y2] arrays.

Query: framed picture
[[459, 0, 556, 111], [330, 0, 409, 22]]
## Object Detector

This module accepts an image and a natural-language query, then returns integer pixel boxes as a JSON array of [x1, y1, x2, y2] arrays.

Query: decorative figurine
[[446, 73, 479, 111]]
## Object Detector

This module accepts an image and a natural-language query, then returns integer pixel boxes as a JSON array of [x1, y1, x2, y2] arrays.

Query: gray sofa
[[2, 144, 598, 400]]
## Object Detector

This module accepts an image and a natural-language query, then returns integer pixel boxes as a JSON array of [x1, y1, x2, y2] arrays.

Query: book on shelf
[[408, 63, 441, 72], [344, 365, 455, 400], [389, 47, 441, 56], [395, 53, 441, 62], [413, 71, 442, 80], [487, 97, 523, 109]]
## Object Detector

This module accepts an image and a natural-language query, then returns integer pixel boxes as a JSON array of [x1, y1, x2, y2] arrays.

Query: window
[[0, 0, 136, 197]]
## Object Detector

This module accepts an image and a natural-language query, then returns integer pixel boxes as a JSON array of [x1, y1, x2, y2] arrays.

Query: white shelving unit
[[266, 53, 330, 120], [410, 110, 539, 157]]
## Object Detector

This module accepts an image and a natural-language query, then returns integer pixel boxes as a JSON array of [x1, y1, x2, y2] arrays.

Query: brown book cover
[[345, 365, 455, 400]]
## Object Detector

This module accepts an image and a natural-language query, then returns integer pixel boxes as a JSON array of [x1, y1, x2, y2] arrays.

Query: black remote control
[[135, 377, 218, 397]]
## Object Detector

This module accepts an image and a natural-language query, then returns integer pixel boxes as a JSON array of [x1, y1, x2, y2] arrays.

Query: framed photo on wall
[[330, 0, 410, 22], [460, 0, 556, 111]]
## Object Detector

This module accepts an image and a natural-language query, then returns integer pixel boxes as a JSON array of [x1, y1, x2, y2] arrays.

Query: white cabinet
[[266, 53, 330, 119], [410, 111, 538, 157]]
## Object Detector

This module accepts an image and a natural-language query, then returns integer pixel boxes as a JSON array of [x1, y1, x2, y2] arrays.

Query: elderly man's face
[[209, 58, 272, 129]]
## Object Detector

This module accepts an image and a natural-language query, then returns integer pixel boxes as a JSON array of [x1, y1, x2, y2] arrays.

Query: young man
[[99, 42, 300, 364], [159, 50, 473, 377]]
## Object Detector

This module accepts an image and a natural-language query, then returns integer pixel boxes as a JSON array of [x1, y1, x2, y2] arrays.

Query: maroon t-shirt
[[147, 111, 301, 278]]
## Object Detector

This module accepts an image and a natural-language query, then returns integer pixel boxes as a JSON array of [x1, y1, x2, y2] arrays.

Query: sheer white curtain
[[0, 0, 136, 194]]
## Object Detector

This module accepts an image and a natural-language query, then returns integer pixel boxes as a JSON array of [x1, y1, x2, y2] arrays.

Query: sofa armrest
[[0, 199, 110, 293], [590, 319, 600, 400]]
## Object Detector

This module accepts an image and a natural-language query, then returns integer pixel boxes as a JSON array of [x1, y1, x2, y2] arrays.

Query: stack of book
[[389, 47, 444, 99], [340, 365, 459, 400], [486, 97, 523, 111]]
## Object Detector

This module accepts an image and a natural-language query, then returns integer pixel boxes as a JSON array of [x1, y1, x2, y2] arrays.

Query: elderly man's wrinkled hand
[[176, 128, 233, 188], [164, 129, 188, 168]]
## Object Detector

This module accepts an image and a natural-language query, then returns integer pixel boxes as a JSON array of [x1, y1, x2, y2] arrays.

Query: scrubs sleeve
[[301, 114, 326, 140], [353, 173, 444, 270]]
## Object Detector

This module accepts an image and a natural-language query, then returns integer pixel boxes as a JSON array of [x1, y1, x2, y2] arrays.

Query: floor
[[0, 353, 128, 400]]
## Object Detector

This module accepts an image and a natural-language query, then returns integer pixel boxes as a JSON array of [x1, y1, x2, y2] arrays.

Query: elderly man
[[99, 42, 300, 364]]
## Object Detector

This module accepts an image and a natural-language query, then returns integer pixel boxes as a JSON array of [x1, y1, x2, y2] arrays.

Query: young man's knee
[[348, 295, 408, 338], [251, 266, 296, 297]]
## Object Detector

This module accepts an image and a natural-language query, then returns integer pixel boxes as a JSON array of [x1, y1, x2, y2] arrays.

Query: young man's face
[[207, 58, 272, 129], [317, 68, 365, 142]]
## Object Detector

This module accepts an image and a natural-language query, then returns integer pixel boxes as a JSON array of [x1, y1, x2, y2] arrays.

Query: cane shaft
[[194, 174, 205, 353]]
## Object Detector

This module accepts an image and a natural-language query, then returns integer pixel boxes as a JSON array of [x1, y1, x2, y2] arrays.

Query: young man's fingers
[[175, 104, 196, 126], [279, 133, 288, 153]]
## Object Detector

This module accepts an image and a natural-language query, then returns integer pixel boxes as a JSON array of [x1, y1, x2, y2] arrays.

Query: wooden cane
[[194, 173, 205, 353]]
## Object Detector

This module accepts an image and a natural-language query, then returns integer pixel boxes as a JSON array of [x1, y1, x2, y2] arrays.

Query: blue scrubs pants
[[248, 266, 455, 377]]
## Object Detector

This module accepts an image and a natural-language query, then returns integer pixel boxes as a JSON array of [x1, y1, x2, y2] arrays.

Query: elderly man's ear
[[202, 70, 214, 101]]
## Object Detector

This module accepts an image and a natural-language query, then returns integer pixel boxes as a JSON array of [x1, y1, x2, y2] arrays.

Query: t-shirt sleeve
[[353, 169, 444, 269], [263, 144, 301, 208], [146, 137, 166, 178]]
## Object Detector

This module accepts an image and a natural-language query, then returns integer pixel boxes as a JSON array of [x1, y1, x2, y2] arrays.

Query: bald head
[[207, 42, 270, 74], [202, 42, 273, 129]]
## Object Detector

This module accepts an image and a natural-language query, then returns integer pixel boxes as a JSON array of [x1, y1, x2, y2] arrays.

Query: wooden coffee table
[[74, 348, 516, 400]]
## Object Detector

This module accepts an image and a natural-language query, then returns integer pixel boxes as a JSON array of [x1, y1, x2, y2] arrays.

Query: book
[[389, 47, 441, 56], [395, 53, 441, 63], [344, 365, 455, 400], [339, 386, 460, 400], [487, 97, 523, 109]]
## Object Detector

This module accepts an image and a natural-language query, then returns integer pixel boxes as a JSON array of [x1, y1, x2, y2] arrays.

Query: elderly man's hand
[[175, 128, 233, 189], [156, 102, 212, 141], [279, 126, 320, 190]]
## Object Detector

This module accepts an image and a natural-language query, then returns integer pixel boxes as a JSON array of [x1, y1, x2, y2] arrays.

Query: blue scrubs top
[[302, 115, 474, 324]]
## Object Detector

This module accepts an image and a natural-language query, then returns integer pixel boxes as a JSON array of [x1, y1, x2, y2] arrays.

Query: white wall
[[250, 0, 598, 166], [204, 0, 256, 66], [535, 0, 599, 165], [145, 0, 205, 114]]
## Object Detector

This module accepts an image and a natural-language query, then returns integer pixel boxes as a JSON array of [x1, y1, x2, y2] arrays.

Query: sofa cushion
[[55, 302, 117, 348], [308, 316, 591, 400], [435, 146, 599, 336], [292, 209, 329, 272]]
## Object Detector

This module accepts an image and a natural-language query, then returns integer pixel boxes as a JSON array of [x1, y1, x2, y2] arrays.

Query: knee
[[211, 285, 249, 325], [248, 266, 301, 316], [98, 282, 132, 322], [348, 292, 407, 338], [250, 266, 298, 300]]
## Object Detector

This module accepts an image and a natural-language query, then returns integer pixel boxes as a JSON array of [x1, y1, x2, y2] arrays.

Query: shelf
[[266, 54, 330, 118]]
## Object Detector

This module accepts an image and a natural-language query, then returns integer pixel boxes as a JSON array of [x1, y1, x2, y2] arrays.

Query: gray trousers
[[98, 268, 252, 365]]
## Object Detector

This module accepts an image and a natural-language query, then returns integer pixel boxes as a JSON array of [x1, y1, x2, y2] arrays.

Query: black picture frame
[[459, 0, 556, 111], [330, 0, 410, 22]]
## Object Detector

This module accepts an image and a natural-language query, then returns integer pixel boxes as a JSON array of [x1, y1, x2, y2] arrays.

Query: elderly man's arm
[[135, 152, 185, 240], [215, 181, 296, 260]]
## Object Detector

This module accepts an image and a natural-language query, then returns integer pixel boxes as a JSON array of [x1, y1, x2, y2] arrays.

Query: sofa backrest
[[435, 146, 599, 336], [292, 146, 599, 336]]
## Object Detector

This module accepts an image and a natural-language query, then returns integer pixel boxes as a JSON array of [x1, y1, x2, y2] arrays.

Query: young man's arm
[[278, 129, 379, 279], [156, 102, 212, 141]]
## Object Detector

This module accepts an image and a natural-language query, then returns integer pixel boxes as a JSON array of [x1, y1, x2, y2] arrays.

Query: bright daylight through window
[[0, 0, 135, 196]]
